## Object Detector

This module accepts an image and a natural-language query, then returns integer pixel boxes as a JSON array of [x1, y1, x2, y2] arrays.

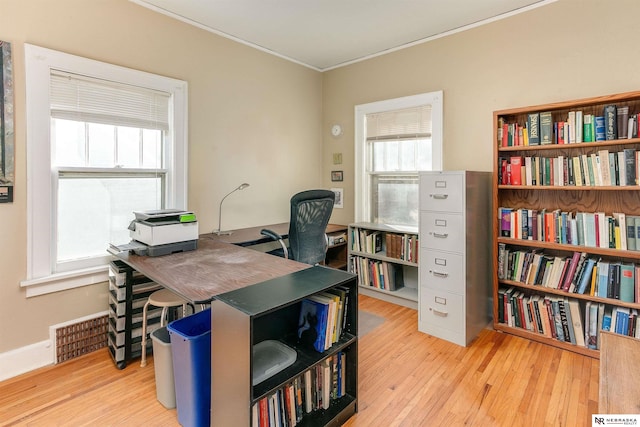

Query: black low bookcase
[[211, 265, 358, 427]]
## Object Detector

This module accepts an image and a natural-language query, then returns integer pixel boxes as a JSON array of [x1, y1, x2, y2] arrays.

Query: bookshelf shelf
[[493, 91, 640, 358], [493, 322, 599, 358], [497, 237, 640, 260], [347, 222, 419, 309], [348, 250, 418, 267], [498, 279, 640, 310], [498, 137, 640, 152], [498, 185, 640, 191]]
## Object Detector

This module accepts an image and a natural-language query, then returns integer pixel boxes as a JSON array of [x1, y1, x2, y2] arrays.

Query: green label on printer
[[179, 213, 196, 223]]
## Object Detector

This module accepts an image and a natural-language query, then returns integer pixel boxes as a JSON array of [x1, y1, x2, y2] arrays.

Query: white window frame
[[22, 44, 188, 297], [354, 91, 443, 223]]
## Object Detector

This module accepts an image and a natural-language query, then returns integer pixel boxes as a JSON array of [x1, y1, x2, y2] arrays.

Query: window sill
[[20, 265, 109, 297]]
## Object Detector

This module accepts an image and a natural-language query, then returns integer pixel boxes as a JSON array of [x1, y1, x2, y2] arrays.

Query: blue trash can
[[167, 308, 211, 427]]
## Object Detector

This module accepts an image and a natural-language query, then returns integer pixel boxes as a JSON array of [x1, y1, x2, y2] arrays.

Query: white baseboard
[[0, 310, 110, 382], [0, 340, 53, 382]]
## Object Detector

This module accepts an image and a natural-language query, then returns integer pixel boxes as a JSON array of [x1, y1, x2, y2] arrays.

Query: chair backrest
[[288, 189, 335, 265]]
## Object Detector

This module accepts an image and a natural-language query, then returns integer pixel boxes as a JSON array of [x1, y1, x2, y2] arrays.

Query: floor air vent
[[54, 314, 109, 364]]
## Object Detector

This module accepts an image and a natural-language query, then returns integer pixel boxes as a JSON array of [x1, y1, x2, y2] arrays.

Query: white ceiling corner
[[131, 0, 554, 71]]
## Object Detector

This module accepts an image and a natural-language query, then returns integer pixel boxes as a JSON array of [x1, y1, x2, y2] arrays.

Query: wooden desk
[[116, 238, 309, 303], [116, 223, 347, 303], [599, 331, 640, 413]]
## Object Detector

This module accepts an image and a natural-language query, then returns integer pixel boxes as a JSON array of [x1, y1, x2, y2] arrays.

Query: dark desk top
[[205, 223, 346, 246], [116, 238, 309, 303], [204, 223, 290, 246]]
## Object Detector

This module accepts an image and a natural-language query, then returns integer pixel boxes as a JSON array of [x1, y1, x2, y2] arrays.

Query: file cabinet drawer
[[420, 212, 464, 252], [419, 288, 463, 333], [420, 173, 463, 213], [420, 251, 464, 294]]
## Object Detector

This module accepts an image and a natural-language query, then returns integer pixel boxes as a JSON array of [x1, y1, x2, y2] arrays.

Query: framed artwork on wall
[[331, 188, 343, 209], [331, 170, 343, 182], [0, 40, 14, 203]]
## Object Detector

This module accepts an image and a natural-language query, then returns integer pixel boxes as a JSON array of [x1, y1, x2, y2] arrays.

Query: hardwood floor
[[0, 295, 599, 426]]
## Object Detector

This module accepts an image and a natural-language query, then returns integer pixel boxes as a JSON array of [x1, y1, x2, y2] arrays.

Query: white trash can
[[150, 326, 176, 409]]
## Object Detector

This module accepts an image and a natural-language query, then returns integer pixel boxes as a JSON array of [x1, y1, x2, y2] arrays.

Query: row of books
[[499, 149, 639, 187], [498, 105, 639, 147], [385, 233, 418, 262], [251, 352, 347, 427], [350, 229, 419, 262], [498, 287, 640, 350], [349, 256, 404, 291], [499, 207, 640, 251], [498, 245, 639, 302], [297, 286, 350, 353], [350, 228, 383, 254]]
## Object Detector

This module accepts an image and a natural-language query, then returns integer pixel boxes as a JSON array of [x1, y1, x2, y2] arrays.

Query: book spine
[[604, 105, 618, 140], [540, 112, 553, 145], [595, 116, 606, 141], [527, 113, 540, 145]]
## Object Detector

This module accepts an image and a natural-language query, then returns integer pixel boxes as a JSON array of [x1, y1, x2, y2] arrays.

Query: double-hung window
[[23, 45, 187, 296], [355, 92, 443, 226]]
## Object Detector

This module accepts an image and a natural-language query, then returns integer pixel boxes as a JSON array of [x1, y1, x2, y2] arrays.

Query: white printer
[[112, 209, 199, 256]]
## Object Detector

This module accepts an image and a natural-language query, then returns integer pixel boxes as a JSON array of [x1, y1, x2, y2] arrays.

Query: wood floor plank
[[0, 295, 598, 426]]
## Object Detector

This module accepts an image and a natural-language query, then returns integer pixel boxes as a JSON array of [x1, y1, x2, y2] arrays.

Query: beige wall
[[0, 0, 322, 353], [322, 0, 640, 226]]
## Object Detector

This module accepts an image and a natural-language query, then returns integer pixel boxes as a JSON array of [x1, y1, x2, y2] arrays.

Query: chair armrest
[[260, 229, 289, 259], [260, 229, 283, 241]]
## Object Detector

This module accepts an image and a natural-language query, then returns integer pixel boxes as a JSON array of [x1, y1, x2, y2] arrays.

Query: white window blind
[[366, 105, 432, 141], [50, 70, 170, 131]]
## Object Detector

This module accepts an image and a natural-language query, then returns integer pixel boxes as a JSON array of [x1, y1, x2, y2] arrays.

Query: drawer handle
[[431, 194, 448, 199], [432, 232, 448, 238], [432, 270, 449, 278], [430, 308, 448, 317]]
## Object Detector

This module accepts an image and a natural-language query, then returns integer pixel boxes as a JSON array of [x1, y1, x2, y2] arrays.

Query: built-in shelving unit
[[348, 222, 418, 309]]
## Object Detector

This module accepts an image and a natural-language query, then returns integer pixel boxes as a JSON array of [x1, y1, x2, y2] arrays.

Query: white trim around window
[[354, 91, 443, 223], [21, 44, 188, 297]]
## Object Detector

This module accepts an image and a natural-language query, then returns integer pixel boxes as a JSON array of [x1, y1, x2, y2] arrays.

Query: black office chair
[[260, 189, 335, 265]]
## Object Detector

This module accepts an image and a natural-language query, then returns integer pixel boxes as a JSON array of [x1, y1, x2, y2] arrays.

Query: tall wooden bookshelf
[[493, 91, 640, 358]]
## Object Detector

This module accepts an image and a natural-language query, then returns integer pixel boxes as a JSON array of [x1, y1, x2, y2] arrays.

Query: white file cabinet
[[418, 171, 492, 346]]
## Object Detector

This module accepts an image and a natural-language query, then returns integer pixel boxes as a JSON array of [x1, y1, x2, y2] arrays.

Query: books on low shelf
[[498, 286, 640, 348], [350, 256, 404, 291], [252, 352, 347, 427], [298, 290, 351, 354]]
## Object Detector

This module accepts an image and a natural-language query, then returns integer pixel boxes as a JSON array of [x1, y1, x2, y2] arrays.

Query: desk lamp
[[215, 183, 250, 235]]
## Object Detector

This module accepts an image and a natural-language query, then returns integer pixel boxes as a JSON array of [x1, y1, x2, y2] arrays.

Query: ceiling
[[131, 0, 552, 71]]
